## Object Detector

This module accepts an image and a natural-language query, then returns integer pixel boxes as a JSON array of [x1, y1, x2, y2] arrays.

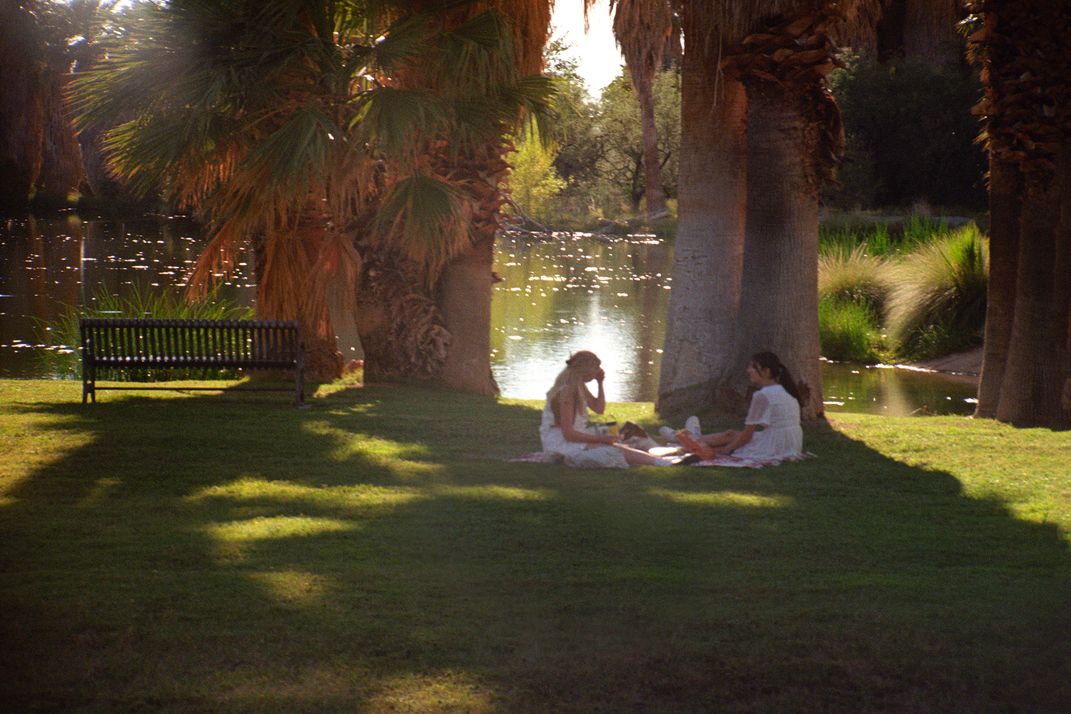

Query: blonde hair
[[546, 350, 600, 426]]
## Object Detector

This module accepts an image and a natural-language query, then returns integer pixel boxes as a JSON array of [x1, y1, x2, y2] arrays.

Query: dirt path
[[908, 346, 983, 377]]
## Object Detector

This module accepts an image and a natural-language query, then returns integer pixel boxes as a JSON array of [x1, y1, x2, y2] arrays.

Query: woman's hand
[[594, 367, 605, 384]]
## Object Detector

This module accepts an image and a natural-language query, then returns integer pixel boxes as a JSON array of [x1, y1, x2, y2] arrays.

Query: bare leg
[[612, 443, 672, 466], [697, 430, 737, 447]]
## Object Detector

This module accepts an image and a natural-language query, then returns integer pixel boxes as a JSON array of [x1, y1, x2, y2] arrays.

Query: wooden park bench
[[79, 318, 305, 406]]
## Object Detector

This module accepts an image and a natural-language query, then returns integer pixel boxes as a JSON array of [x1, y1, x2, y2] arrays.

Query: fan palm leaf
[[71, 0, 555, 380]]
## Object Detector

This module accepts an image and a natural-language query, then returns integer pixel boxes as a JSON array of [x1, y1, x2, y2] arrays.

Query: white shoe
[[685, 416, 702, 437], [652, 456, 676, 467], [658, 426, 679, 443]]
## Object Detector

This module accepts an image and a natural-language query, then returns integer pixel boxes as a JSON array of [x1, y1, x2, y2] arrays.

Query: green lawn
[[1, 379, 1069, 711]]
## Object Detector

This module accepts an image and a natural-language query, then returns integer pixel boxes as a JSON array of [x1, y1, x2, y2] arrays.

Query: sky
[[549, 0, 625, 95]]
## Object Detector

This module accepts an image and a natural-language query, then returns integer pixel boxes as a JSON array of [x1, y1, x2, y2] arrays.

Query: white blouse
[[733, 383, 804, 461]]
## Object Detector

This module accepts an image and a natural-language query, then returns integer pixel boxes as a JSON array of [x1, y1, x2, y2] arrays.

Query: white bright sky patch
[[550, 0, 624, 95]]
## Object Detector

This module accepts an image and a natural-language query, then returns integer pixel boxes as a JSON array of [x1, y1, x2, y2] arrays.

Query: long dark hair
[[751, 351, 802, 404]]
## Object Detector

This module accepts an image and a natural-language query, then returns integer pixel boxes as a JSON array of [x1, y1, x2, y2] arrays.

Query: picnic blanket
[[508, 450, 816, 468]]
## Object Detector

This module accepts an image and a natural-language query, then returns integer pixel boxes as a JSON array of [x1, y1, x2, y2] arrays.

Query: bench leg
[[295, 349, 305, 407], [82, 366, 94, 404]]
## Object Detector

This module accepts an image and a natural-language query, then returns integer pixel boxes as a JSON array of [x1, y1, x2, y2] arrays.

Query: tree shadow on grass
[[1, 385, 1069, 711]]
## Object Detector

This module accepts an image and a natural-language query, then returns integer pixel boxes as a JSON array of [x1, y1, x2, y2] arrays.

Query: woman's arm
[[559, 392, 616, 445], [716, 424, 758, 455], [582, 368, 607, 415]]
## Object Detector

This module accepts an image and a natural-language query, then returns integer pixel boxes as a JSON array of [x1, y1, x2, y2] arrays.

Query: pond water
[[0, 215, 978, 415]]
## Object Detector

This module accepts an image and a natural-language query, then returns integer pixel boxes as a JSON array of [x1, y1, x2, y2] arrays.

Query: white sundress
[[539, 398, 629, 469], [732, 383, 804, 462]]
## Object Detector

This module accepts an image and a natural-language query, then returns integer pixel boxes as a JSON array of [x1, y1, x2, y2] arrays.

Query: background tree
[[594, 72, 681, 214], [542, 38, 604, 215], [609, 0, 674, 218], [825, 55, 987, 210], [505, 125, 567, 224]]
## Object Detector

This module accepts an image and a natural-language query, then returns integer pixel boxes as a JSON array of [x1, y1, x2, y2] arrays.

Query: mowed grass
[[1, 380, 1069, 712]]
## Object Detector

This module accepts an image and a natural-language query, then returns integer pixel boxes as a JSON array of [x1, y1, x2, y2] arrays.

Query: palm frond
[[244, 106, 337, 190], [371, 174, 473, 283], [350, 87, 449, 161]]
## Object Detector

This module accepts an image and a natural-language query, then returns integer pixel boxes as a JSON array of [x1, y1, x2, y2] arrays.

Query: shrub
[[818, 297, 884, 363], [818, 243, 894, 321], [37, 283, 254, 379], [889, 225, 989, 359]]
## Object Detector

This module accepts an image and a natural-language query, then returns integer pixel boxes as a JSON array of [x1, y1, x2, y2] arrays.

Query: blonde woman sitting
[[540, 350, 681, 468]]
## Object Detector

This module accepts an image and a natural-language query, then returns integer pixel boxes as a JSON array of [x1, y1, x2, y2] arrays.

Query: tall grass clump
[[888, 225, 988, 359], [37, 283, 254, 379], [818, 243, 894, 318], [818, 298, 884, 362], [817, 244, 891, 362]]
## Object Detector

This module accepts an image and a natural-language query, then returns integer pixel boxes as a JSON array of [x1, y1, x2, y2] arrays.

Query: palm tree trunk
[[637, 82, 667, 217], [251, 206, 344, 383], [1054, 151, 1071, 425], [36, 67, 85, 203], [975, 157, 1021, 417], [0, 3, 45, 214], [405, 0, 550, 396], [970, 0, 1071, 427], [292, 220, 345, 383], [438, 233, 499, 394], [657, 5, 748, 418], [612, 0, 672, 219], [354, 249, 449, 382], [436, 141, 507, 395], [995, 166, 1068, 426], [739, 82, 824, 420]]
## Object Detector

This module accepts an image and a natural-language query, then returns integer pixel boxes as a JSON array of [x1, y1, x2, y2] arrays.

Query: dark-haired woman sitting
[[676, 351, 804, 461]]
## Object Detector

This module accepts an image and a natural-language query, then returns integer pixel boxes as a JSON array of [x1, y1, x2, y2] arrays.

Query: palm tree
[[862, 0, 963, 64], [398, 0, 554, 395], [0, 0, 87, 213], [73, 0, 553, 384], [0, 1, 45, 214], [657, 0, 749, 417], [608, 0, 674, 218], [658, 0, 880, 419], [966, 0, 1071, 428]]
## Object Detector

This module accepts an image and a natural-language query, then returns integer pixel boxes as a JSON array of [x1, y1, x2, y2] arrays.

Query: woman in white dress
[[541, 350, 681, 468], [677, 351, 804, 462]]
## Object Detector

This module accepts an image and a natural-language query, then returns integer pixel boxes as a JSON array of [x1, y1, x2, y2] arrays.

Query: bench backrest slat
[[81, 319, 300, 359]]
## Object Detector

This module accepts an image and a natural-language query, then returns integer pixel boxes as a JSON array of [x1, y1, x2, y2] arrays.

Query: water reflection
[[489, 230, 977, 416], [820, 362, 977, 417], [490, 231, 670, 403], [0, 215, 253, 377], [0, 218, 978, 416]]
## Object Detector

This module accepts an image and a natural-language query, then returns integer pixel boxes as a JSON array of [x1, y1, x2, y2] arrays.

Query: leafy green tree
[[543, 41, 599, 188], [506, 126, 567, 223], [594, 70, 680, 213]]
